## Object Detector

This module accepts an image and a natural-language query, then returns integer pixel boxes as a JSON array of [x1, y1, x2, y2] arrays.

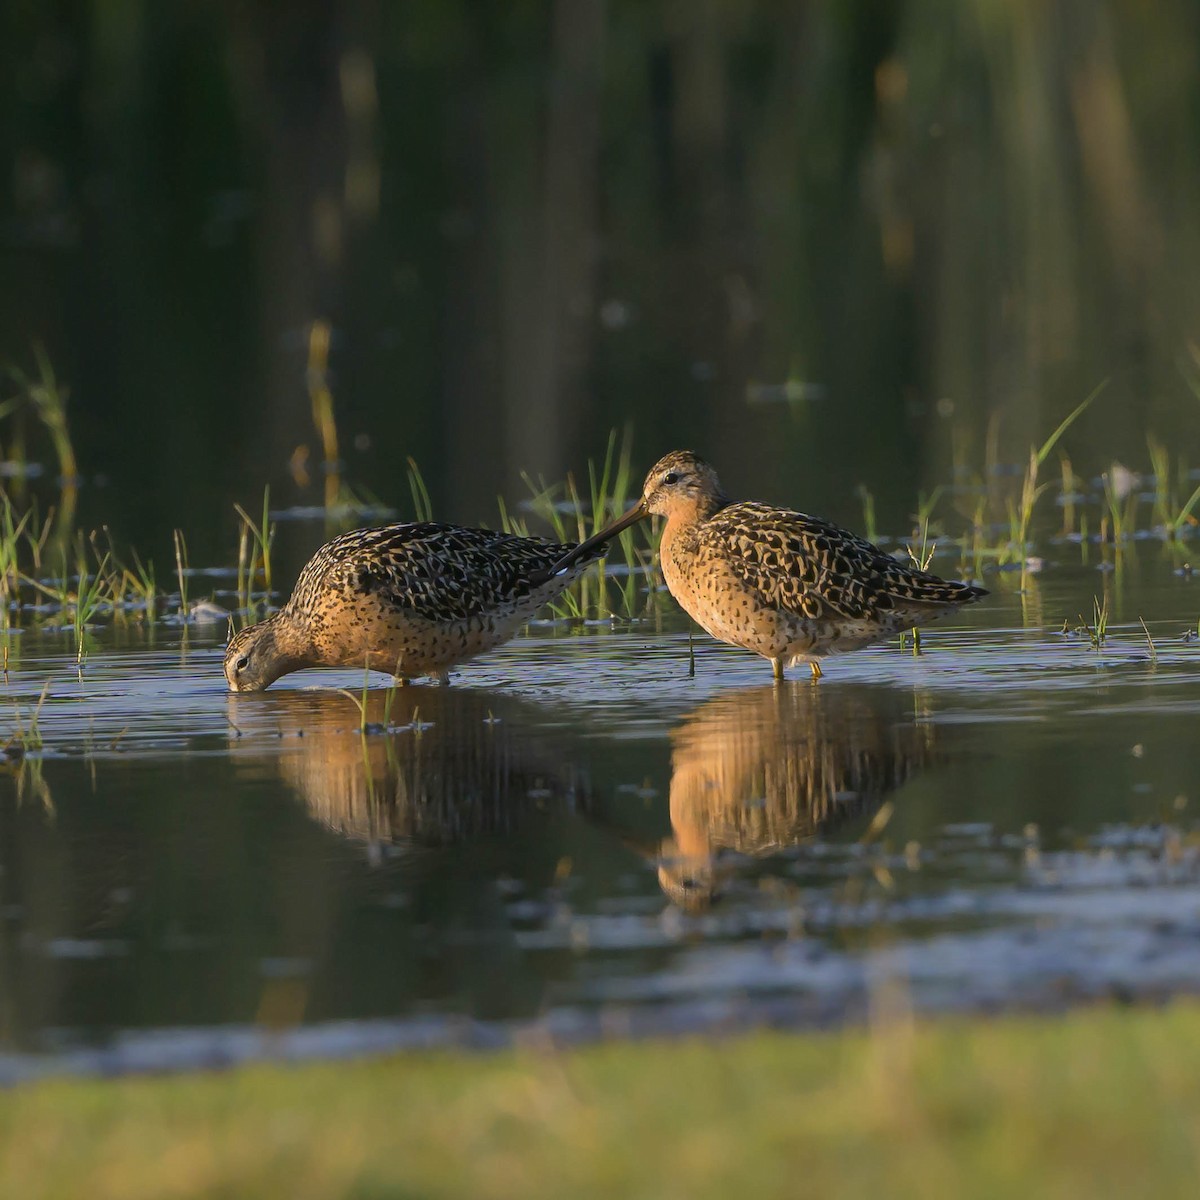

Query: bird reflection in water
[[653, 683, 937, 910], [229, 687, 584, 846]]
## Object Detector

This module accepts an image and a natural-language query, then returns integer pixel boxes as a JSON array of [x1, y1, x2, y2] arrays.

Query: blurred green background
[[3, 0, 1199, 562]]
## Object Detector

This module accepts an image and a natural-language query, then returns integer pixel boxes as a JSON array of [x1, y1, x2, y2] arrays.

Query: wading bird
[[552, 450, 986, 680], [224, 522, 602, 692]]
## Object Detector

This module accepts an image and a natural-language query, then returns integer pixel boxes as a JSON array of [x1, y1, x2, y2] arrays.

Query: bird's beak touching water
[[548, 499, 650, 575]]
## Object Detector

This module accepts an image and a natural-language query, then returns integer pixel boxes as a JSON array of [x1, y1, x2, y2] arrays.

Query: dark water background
[[4, 2, 1200, 563]]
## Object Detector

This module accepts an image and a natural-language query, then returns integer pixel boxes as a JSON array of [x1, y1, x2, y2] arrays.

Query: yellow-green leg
[[772, 658, 784, 682], [809, 660, 823, 681]]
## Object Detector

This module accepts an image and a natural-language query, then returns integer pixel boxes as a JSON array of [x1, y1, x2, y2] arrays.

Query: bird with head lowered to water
[[224, 521, 605, 692], [549, 450, 986, 680]]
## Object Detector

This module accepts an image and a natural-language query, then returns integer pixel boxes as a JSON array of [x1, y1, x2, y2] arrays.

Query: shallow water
[[3, 564, 1200, 1081]]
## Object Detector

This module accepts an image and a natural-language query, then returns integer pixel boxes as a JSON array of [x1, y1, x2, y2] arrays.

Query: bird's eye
[[235, 656, 250, 672], [663, 471, 680, 486]]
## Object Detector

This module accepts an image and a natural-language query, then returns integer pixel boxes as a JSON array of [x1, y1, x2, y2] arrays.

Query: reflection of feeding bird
[[224, 523, 603, 691], [554, 451, 986, 680], [231, 688, 584, 845], [645, 684, 935, 911]]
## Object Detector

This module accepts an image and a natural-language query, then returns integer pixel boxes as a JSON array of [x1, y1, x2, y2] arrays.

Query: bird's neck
[[660, 491, 729, 551], [265, 609, 317, 666]]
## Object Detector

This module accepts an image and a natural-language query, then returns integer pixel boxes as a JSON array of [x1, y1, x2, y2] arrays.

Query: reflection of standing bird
[[224, 523, 602, 691], [555, 450, 986, 679], [657, 684, 935, 910]]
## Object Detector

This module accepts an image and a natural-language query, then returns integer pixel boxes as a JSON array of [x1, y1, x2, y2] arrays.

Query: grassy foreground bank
[[3, 1003, 1200, 1199]]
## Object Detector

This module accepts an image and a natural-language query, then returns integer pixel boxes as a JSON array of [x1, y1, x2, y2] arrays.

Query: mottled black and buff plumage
[[224, 522, 601, 692], [555, 450, 987, 680]]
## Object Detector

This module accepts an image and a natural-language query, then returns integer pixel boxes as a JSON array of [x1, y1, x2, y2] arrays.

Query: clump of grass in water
[[173, 528, 190, 621], [0, 496, 32, 631], [507, 468, 587, 616], [1147, 435, 1174, 534], [234, 488, 275, 626], [85, 527, 157, 627], [504, 428, 658, 621], [1140, 435, 1200, 549], [3, 346, 79, 534], [125, 546, 158, 619], [339, 662, 406, 737], [1074, 595, 1109, 649], [16, 519, 159, 639], [339, 667, 377, 737], [70, 542, 110, 665], [901, 518, 937, 657], [938, 388, 1102, 584], [1166, 476, 1200, 543], [965, 492, 988, 580], [20, 501, 56, 578], [586, 429, 652, 617], [1007, 381, 1106, 584], [446, 437, 644, 619]]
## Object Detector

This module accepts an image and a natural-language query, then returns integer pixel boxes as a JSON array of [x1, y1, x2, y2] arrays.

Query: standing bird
[[552, 450, 986, 680], [224, 522, 602, 692]]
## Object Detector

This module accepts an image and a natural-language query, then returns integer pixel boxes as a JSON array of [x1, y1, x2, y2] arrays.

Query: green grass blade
[[1035, 379, 1108, 467]]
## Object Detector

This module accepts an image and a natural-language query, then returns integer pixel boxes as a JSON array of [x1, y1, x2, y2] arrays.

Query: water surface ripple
[[3, 596, 1200, 1081]]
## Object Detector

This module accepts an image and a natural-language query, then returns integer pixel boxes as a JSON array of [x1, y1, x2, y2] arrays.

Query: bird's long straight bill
[[549, 500, 649, 575]]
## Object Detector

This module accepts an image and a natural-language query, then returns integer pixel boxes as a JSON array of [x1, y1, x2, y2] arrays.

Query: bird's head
[[639, 450, 728, 519], [224, 618, 289, 692]]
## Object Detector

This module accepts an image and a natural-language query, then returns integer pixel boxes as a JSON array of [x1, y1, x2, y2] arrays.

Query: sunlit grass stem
[[1077, 595, 1109, 649], [1147, 435, 1173, 533], [904, 519, 937, 656], [71, 547, 109, 664], [1013, 381, 1107, 585], [234, 488, 275, 623], [1139, 617, 1157, 662], [3, 346, 79, 534], [1058, 452, 1078, 538], [1168, 479, 1200, 537], [856, 485, 878, 544], [406, 457, 434, 523], [173, 529, 189, 619], [307, 320, 339, 512]]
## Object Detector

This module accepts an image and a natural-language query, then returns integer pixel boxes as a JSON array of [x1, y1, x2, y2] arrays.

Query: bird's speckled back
[[286, 522, 582, 624]]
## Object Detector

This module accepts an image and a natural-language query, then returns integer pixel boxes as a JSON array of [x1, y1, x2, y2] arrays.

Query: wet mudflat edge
[[1, 975, 1199, 1089], [3, 578, 1200, 1082]]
